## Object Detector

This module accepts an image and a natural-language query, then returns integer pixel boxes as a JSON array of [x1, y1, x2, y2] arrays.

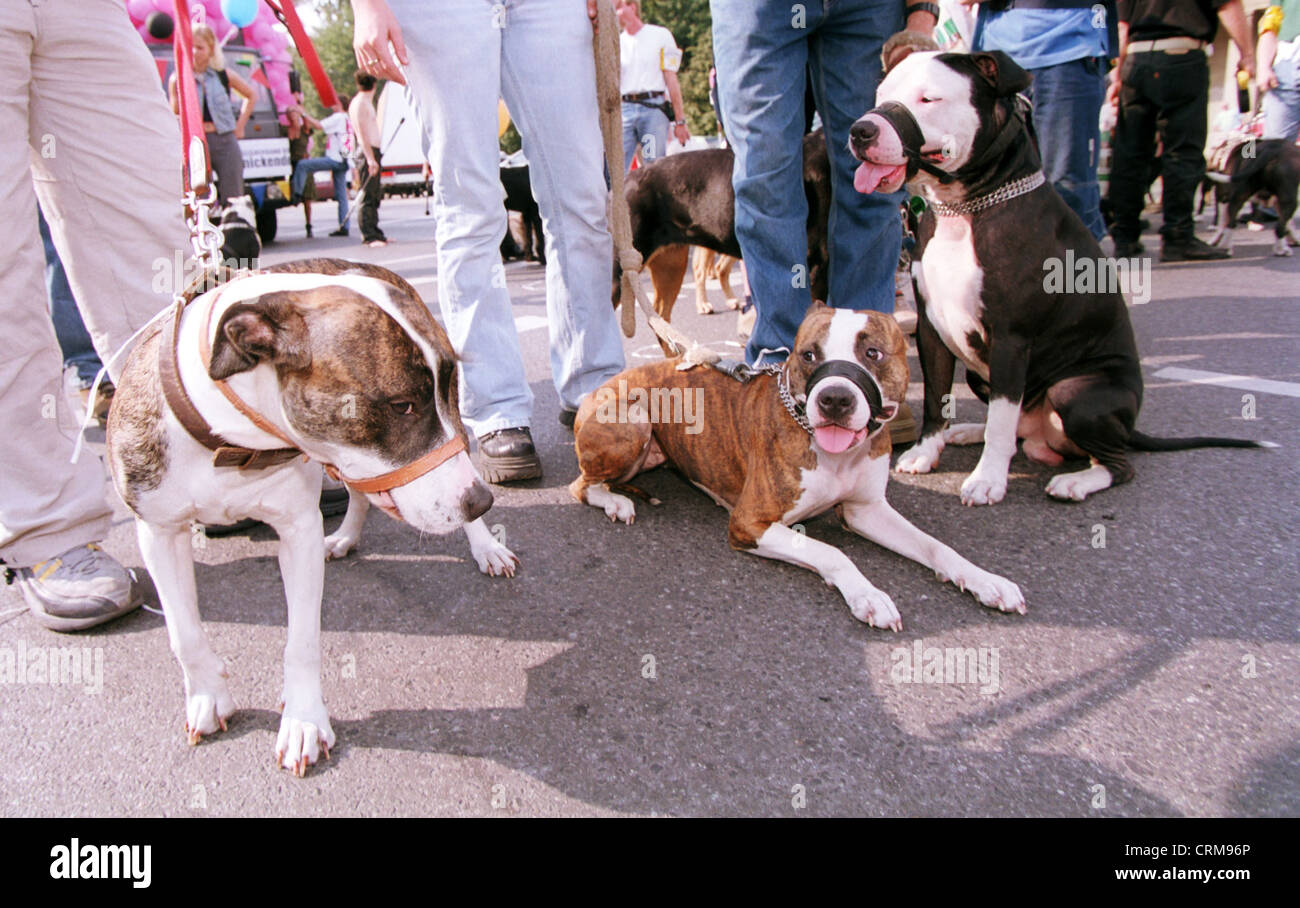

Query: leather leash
[[159, 274, 468, 496]]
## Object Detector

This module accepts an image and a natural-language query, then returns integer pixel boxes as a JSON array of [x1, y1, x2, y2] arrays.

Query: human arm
[[663, 70, 689, 145], [1257, 6, 1284, 92], [353, 0, 409, 85], [1218, 0, 1256, 80], [226, 68, 257, 138]]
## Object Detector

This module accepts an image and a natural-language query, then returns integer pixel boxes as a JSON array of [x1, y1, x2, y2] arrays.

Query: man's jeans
[[292, 157, 348, 226], [389, 0, 624, 435], [1111, 50, 1210, 244], [711, 0, 903, 364], [1027, 57, 1107, 240], [1263, 55, 1300, 141], [622, 98, 670, 170], [39, 209, 101, 384]]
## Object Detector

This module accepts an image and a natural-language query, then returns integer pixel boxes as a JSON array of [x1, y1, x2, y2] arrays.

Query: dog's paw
[[696, 301, 714, 315], [323, 531, 360, 560], [943, 423, 985, 446], [275, 709, 336, 777], [724, 296, 741, 310], [842, 581, 902, 631], [954, 569, 1026, 615], [895, 436, 942, 474], [1045, 464, 1113, 502], [586, 484, 636, 524], [184, 674, 236, 745], [960, 470, 1007, 506], [472, 539, 520, 577], [1273, 238, 1293, 257]]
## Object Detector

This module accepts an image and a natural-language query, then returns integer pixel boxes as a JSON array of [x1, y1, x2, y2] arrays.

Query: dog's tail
[[1128, 430, 1274, 452]]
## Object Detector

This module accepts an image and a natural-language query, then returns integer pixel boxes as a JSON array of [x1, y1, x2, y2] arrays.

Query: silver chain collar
[[927, 169, 1046, 217], [763, 363, 814, 436]]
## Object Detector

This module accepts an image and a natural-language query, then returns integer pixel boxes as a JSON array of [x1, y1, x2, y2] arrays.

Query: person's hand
[[235, 124, 245, 139], [1258, 61, 1279, 94], [353, 0, 408, 86], [1105, 66, 1121, 109], [1238, 53, 1257, 82], [674, 122, 689, 146], [588, 0, 598, 29], [366, 155, 378, 172]]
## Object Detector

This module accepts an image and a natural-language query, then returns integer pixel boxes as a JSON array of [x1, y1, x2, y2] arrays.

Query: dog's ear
[[208, 292, 312, 380], [971, 51, 1032, 97]]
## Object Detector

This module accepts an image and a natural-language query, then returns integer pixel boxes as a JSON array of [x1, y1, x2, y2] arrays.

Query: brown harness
[[159, 276, 468, 496]]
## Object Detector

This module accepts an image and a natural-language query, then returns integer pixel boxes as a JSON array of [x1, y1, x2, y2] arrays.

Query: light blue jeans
[[622, 98, 670, 170], [1263, 56, 1300, 142], [292, 156, 349, 226], [711, 0, 903, 364], [389, 0, 625, 435]]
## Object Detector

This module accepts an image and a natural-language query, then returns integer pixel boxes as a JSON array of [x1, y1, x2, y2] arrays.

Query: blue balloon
[[220, 0, 259, 29]]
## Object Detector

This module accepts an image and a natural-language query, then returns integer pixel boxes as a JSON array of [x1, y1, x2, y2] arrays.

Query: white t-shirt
[[321, 111, 352, 163], [619, 23, 681, 95]]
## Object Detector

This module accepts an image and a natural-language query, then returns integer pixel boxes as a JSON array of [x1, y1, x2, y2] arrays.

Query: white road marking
[[1151, 367, 1300, 399]]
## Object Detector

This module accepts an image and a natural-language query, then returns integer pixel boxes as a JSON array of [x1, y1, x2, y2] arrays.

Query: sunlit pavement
[[3, 196, 1297, 817]]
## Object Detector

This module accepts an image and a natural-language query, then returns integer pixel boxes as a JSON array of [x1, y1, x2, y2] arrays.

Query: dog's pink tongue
[[815, 425, 858, 453], [854, 160, 905, 194]]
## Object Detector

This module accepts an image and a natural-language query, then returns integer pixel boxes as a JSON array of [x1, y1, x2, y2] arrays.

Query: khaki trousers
[[0, 0, 186, 567]]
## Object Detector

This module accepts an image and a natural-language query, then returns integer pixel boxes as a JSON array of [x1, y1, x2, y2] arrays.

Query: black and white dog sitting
[[218, 195, 261, 267], [1204, 138, 1300, 257], [851, 51, 1263, 504]]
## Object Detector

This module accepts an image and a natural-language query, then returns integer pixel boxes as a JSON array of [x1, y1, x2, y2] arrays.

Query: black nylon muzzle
[[868, 101, 955, 184], [807, 359, 888, 434]]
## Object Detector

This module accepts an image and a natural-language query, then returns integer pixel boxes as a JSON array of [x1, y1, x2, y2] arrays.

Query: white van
[[375, 81, 429, 195]]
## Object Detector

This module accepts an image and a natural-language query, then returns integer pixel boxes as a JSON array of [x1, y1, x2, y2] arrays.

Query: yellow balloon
[[498, 100, 511, 137]]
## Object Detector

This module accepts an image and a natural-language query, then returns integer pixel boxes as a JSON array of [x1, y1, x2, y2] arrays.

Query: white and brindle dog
[[570, 302, 1025, 630], [107, 258, 518, 775]]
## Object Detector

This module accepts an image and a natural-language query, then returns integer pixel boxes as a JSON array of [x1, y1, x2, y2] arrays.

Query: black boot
[[1161, 235, 1229, 261], [477, 427, 542, 483]]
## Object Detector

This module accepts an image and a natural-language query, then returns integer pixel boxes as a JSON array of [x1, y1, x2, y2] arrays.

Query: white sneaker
[[8, 543, 138, 631]]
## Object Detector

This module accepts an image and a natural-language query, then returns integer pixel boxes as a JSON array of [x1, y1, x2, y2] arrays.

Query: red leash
[[263, 0, 340, 110], [171, 0, 210, 195]]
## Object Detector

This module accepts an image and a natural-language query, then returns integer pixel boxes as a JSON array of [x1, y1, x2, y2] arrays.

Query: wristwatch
[[674, 119, 686, 126], [906, 2, 941, 18]]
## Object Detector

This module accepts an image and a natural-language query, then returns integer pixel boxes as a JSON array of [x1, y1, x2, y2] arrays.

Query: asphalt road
[[3, 195, 1297, 817]]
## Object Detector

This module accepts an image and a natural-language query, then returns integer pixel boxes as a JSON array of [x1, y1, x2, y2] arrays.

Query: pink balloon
[[125, 0, 155, 23]]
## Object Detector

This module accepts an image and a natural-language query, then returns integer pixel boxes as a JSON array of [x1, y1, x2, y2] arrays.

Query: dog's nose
[[816, 387, 856, 422], [460, 480, 494, 522], [850, 119, 879, 151]]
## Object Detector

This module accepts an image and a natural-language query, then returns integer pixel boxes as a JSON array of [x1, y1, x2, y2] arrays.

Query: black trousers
[[1109, 49, 1209, 243], [358, 146, 385, 242]]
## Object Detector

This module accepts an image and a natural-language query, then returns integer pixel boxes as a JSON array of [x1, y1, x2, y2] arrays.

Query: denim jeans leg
[[332, 159, 349, 226], [622, 101, 640, 170], [39, 209, 100, 382], [808, 0, 903, 313], [1027, 58, 1107, 240], [712, 0, 816, 363], [389, 0, 533, 435], [1263, 57, 1300, 141], [503, 0, 625, 410]]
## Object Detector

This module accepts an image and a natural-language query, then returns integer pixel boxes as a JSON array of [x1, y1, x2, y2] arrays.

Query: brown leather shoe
[[889, 402, 917, 448]]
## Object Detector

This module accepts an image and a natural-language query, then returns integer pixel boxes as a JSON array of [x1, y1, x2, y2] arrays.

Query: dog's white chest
[[783, 450, 885, 524], [917, 217, 989, 380]]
